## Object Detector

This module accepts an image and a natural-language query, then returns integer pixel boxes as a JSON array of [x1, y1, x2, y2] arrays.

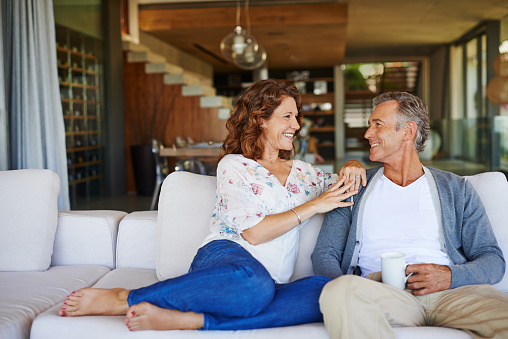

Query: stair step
[[182, 85, 216, 97], [145, 62, 184, 75], [122, 41, 149, 52], [200, 96, 233, 108], [218, 107, 232, 120], [164, 73, 201, 86], [127, 51, 165, 64]]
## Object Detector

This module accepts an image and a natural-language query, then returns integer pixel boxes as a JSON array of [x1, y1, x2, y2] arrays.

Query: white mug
[[381, 251, 412, 289]]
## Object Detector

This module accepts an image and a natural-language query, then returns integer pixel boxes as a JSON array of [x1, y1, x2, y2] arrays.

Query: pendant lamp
[[487, 40, 508, 105], [220, 0, 266, 70]]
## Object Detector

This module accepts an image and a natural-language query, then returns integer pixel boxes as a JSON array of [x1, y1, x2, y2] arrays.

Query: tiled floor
[[71, 155, 492, 213]]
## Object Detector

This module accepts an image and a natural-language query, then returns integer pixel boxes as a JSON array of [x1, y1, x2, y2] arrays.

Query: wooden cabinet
[[56, 24, 103, 199]]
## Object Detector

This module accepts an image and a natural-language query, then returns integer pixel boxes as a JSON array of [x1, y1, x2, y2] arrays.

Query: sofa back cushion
[[465, 172, 508, 292], [291, 214, 324, 281], [0, 169, 60, 271], [156, 171, 508, 291], [53, 210, 127, 269], [116, 211, 157, 270], [156, 171, 324, 282], [156, 172, 217, 280], [293, 172, 508, 286]]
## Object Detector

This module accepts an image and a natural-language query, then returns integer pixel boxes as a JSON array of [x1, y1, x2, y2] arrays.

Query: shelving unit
[[56, 24, 103, 203], [216, 69, 338, 162], [300, 83, 336, 162]]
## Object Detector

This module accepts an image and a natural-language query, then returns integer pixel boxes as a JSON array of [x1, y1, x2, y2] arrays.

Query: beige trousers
[[319, 275, 508, 339]]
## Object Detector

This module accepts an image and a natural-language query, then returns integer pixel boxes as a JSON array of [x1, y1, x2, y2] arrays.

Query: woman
[[58, 79, 366, 331]]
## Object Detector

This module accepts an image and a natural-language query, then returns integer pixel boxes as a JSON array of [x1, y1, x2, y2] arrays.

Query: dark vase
[[130, 144, 156, 196]]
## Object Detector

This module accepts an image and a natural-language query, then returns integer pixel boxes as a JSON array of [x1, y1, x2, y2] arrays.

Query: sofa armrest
[[51, 210, 127, 269]]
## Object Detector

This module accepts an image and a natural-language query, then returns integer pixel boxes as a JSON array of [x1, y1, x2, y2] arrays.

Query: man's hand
[[406, 264, 451, 296], [339, 160, 367, 192]]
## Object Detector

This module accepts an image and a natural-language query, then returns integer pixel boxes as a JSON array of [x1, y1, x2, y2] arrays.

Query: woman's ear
[[260, 118, 268, 129]]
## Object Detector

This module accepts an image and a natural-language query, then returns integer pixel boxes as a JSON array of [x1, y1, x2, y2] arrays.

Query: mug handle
[[404, 263, 415, 283]]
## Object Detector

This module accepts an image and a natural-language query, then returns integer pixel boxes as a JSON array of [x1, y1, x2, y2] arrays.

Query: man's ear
[[403, 121, 418, 140]]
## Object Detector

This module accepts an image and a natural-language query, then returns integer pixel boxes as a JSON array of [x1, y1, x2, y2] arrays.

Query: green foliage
[[344, 64, 369, 91]]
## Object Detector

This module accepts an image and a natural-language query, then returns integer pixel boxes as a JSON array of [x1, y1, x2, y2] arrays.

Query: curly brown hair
[[221, 79, 302, 160]]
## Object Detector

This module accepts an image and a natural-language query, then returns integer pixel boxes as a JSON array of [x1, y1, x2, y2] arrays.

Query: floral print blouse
[[202, 154, 338, 283]]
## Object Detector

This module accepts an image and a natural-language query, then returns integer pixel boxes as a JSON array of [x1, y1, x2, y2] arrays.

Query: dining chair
[[150, 139, 169, 210]]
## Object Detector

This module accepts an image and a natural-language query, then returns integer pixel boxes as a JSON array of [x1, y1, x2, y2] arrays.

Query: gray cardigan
[[311, 166, 505, 289]]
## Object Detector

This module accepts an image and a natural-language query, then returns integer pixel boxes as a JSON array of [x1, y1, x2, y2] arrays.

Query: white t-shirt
[[358, 174, 451, 276], [202, 154, 338, 283]]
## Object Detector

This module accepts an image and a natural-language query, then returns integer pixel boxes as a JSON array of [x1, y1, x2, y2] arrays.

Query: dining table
[[159, 145, 222, 158]]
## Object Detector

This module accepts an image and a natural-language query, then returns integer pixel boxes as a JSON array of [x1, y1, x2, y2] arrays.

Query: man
[[311, 91, 508, 339]]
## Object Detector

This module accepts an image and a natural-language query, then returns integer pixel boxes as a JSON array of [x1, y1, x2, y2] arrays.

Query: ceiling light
[[234, 44, 267, 70], [499, 40, 508, 54], [219, 0, 266, 70], [220, 26, 258, 62]]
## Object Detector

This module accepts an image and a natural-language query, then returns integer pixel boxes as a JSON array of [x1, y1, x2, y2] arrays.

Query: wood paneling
[[123, 53, 227, 192], [139, 4, 347, 30], [138, 3, 347, 72]]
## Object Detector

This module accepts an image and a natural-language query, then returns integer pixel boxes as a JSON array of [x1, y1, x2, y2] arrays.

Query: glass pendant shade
[[220, 26, 257, 61], [233, 44, 267, 70], [487, 76, 508, 105], [494, 53, 508, 77], [220, 25, 266, 70]]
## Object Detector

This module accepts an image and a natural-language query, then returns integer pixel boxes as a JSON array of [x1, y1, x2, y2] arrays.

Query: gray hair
[[373, 92, 430, 153]]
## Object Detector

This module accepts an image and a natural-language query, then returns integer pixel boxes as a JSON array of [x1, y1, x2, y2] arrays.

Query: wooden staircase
[[122, 39, 232, 192], [123, 40, 233, 112]]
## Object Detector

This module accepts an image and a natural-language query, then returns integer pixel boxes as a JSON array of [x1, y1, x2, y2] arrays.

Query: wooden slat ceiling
[[137, 0, 508, 73], [139, 2, 347, 72]]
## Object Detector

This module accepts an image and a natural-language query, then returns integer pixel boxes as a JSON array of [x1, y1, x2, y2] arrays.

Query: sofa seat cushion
[[394, 327, 471, 338], [31, 267, 330, 339], [0, 169, 60, 271], [31, 268, 471, 339], [0, 265, 110, 339], [31, 268, 162, 339]]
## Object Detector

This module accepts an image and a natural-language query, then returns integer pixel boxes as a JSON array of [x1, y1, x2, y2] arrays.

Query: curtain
[[3, 0, 70, 210], [0, 2, 7, 171]]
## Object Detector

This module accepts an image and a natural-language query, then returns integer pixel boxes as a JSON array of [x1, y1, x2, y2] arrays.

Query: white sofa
[[2, 169, 507, 339], [0, 169, 126, 339]]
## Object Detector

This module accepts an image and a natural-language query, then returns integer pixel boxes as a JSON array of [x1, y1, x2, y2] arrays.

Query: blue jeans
[[128, 239, 331, 330]]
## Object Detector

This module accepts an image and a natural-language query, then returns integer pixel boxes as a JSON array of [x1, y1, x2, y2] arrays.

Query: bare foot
[[58, 288, 130, 317], [125, 302, 204, 331]]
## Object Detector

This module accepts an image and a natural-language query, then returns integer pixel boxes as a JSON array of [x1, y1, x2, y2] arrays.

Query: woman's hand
[[309, 176, 357, 214], [339, 160, 367, 192], [242, 176, 357, 245]]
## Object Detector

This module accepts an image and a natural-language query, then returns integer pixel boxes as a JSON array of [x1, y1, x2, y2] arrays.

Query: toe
[[126, 305, 137, 319]]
